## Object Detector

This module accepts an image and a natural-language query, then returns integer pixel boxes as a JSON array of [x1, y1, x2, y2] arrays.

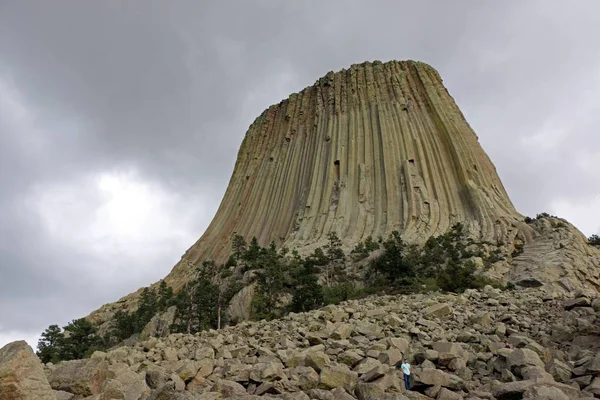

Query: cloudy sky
[[1, 1, 599, 350]]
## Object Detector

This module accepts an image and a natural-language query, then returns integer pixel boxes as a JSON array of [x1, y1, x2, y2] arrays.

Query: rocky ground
[[3, 286, 600, 399]]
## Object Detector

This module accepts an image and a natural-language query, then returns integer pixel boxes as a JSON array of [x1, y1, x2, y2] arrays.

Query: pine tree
[[253, 242, 285, 320], [157, 280, 174, 311], [36, 324, 63, 363], [243, 237, 262, 267], [59, 318, 102, 360], [111, 310, 136, 341], [135, 287, 158, 331], [231, 234, 247, 262], [323, 232, 346, 287], [291, 272, 324, 312]]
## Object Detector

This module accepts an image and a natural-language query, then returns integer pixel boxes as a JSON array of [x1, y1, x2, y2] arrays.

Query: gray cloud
[[1, 0, 599, 348]]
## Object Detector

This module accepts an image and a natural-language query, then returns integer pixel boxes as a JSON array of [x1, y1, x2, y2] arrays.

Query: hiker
[[405, 97, 412, 111], [398, 359, 411, 390]]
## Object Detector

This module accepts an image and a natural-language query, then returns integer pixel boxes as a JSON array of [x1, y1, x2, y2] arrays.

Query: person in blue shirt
[[398, 359, 411, 390]]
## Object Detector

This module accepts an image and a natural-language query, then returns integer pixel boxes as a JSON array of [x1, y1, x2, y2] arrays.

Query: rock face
[[87, 59, 600, 326], [40, 288, 600, 399], [0, 341, 55, 400], [171, 60, 526, 280]]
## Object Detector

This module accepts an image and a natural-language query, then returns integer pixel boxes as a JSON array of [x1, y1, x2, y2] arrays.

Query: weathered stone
[[162, 347, 179, 362], [424, 303, 453, 318], [99, 363, 150, 400], [354, 322, 382, 336], [142, 363, 168, 389], [523, 384, 570, 400], [354, 358, 382, 375], [585, 376, 600, 396], [140, 306, 177, 340], [175, 360, 201, 382], [388, 337, 409, 353], [379, 348, 402, 367], [546, 359, 572, 383], [319, 364, 358, 392], [362, 364, 389, 382], [171, 372, 185, 391], [491, 380, 580, 400], [331, 324, 353, 340], [293, 366, 319, 390], [305, 351, 330, 372], [507, 349, 545, 372], [211, 379, 247, 397], [249, 361, 285, 382], [437, 387, 464, 400], [564, 297, 591, 310], [413, 369, 466, 390], [47, 358, 108, 396], [0, 341, 55, 400], [355, 382, 384, 400]]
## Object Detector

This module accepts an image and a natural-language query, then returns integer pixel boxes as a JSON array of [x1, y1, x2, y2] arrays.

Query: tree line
[[37, 223, 500, 363]]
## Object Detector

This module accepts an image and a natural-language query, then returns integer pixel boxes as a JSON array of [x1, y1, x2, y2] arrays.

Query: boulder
[[523, 384, 570, 400], [0, 340, 56, 400], [142, 363, 168, 389], [319, 364, 358, 392], [507, 349, 545, 374], [564, 297, 591, 310], [99, 363, 150, 400], [491, 380, 580, 400], [293, 366, 319, 390], [53, 391, 74, 400], [545, 359, 572, 383], [424, 303, 453, 318], [47, 358, 108, 396], [305, 351, 330, 372], [413, 368, 466, 390], [437, 387, 464, 400], [355, 382, 384, 400], [331, 324, 353, 340], [228, 282, 257, 322], [140, 306, 177, 340], [249, 361, 286, 382], [211, 379, 247, 397]]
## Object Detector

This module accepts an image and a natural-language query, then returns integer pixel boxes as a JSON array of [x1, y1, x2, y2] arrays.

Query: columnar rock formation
[[88, 60, 600, 327], [171, 60, 528, 287]]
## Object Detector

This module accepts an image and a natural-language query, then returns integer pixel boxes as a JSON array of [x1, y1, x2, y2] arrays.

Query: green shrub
[[511, 243, 524, 258], [323, 283, 356, 305], [588, 234, 600, 246]]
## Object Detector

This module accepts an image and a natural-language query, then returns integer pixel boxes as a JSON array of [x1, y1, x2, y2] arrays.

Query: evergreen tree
[[231, 234, 247, 262], [323, 232, 346, 287], [36, 324, 63, 363], [171, 282, 196, 334], [110, 310, 136, 342], [135, 287, 158, 331], [59, 318, 102, 360], [243, 237, 263, 268], [157, 280, 174, 311], [252, 242, 286, 320], [291, 272, 324, 312], [369, 231, 413, 283]]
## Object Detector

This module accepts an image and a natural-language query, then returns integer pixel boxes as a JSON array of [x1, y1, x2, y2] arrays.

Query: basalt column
[[167, 60, 524, 288]]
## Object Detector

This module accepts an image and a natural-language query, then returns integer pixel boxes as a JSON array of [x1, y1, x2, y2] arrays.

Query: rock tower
[[88, 60, 600, 327], [170, 60, 527, 285]]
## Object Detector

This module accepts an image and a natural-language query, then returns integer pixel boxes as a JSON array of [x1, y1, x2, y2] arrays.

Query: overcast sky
[[1, 1, 599, 350]]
